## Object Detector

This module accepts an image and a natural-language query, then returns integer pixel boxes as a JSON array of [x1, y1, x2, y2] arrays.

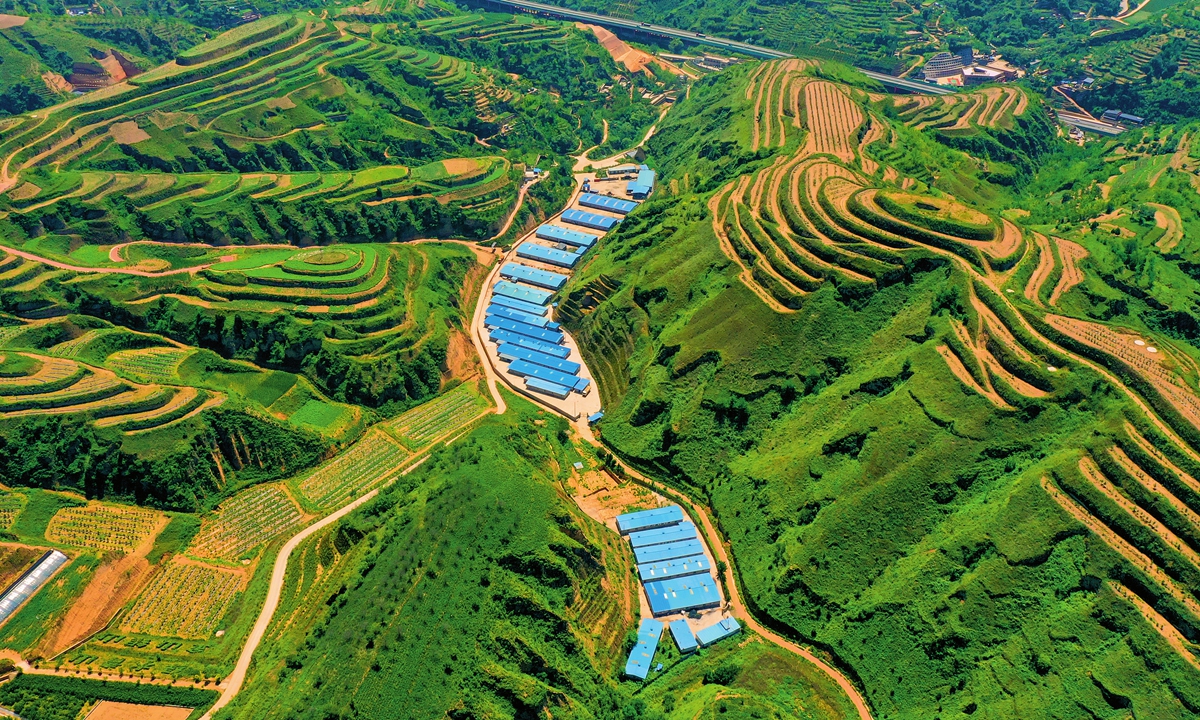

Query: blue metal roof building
[[587, 411, 604, 424], [633, 538, 706, 564], [484, 316, 564, 345], [493, 281, 553, 306], [487, 304, 553, 328], [489, 293, 549, 317], [644, 573, 721, 616], [616, 505, 685, 535], [561, 208, 619, 231], [516, 241, 583, 269], [498, 343, 582, 374], [628, 167, 656, 199], [500, 262, 568, 290], [489, 329, 570, 358], [579, 193, 638, 215], [628, 521, 697, 548], [536, 224, 597, 248], [695, 617, 742, 646], [508, 358, 589, 392], [638, 554, 711, 583], [624, 619, 663, 680], [0, 550, 68, 626], [669, 619, 698, 653], [526, 376, 573, 399]]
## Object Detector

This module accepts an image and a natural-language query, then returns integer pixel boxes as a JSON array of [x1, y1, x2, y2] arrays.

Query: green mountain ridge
[[564, 60, 1200, 718]]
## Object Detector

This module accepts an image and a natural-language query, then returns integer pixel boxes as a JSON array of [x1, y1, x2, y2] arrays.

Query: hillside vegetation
[[568, 59, 1200, 719]]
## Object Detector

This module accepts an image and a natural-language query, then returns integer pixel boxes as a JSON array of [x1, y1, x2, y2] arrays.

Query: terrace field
[[561, 58, 1200, 719]]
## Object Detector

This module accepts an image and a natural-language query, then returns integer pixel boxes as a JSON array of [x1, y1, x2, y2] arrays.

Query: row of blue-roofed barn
[[486, 184, 645, 401], [616, 504, 742, 680]]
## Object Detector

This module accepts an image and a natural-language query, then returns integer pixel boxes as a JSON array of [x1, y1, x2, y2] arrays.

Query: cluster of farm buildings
[[614, 505, 742, 681], [482, 165, 656, 404]]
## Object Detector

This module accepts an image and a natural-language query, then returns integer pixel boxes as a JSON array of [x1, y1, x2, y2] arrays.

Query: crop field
[[105, 347, 195, 384], [188, 485, 304, 561], [0, 15, 524, 247], [0, 350, 209, 432], [706, 60, 1040, 312], [0, 492, 25, 529], [120, 559, 244, 639], [295, 429, 410, 508], [45, 503, 164, 552], [887, 85, 1027, 132], [386, 382, 491, 450]]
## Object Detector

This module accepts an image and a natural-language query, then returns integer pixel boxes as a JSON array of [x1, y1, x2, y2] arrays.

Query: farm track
[[1024, 232, 1054, 306], [1049, 238, 1087, 305], [1078, 456, 1200, 569]]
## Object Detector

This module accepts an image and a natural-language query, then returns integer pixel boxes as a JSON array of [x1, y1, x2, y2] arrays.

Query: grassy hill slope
[[566, 60, 1200, 719]]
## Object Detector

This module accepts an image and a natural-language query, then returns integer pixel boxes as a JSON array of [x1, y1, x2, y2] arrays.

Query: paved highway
[[484, 0, 955, 94]]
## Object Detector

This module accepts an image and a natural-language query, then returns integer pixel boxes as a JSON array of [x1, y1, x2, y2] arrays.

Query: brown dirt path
[[1023, 232, 1054, 307], [46, 514, 169, 656], [1124, 421, 1200, 497], [1109, 445, 1200, 532], [1079, 456, 1200, 569], [1040, 475, 1200, 619], [1109, 581, 1200, 672], [1049, 237, 1087, 305]]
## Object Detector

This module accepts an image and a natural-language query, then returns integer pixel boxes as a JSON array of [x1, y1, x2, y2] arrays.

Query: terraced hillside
[[564, 59, 1200, 719], [0, 13, 544, 246], [0, 237, 485, 514]]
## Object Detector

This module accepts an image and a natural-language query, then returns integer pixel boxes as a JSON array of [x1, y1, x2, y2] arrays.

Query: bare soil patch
[[1049, 237, 1087, 305], [110, 122, 150, 145], [265, 96, 296, 110], [85, 701, 194, 720], [0, 14, 28, 28], [441, 157, 483, 175]]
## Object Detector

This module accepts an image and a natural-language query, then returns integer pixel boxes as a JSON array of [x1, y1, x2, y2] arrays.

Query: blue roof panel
[[561, 208, 618, 231], [487, 304, 552, 328], [484, 316, 564, 345], [508, 359, 590, 392], [536, 224, 597, 248], [633, 538, 705, 564], [500, 263, 568, 290], [516, 242, 582, 269], [489, 293, 549, 317], [638, 554, 712, 583], [669, 619, 698, 653], [579, 192, 639, 215], [525, 376, 572, 399], [489, 329, 571, 358], [695, 617, 742, 646], [616, 505, 684, 534], [493, 281, 553, 306], [628, 521, 697, 548], [498, 343, 582, 374], [644, 573, 721, 616], [624, 619, 663, 680]]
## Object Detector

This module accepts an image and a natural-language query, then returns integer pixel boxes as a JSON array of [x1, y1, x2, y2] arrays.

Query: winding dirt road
[[202, 455, 431, 720]]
